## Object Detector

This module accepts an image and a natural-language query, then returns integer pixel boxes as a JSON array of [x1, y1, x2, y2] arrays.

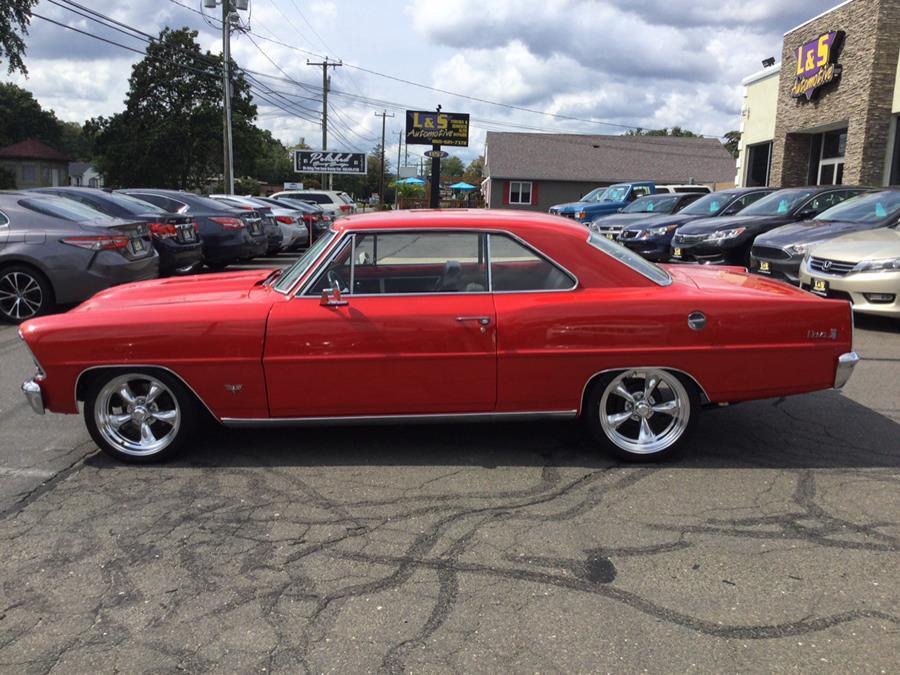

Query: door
[[264, 230, 497, 417]]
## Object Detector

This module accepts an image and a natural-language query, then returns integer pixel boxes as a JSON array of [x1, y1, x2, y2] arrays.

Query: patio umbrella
[[397, 177, 426, 185], [449, 181, 476, 190]]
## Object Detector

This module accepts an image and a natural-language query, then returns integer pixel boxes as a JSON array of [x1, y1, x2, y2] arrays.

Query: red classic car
[[18, 209, 859, 463]]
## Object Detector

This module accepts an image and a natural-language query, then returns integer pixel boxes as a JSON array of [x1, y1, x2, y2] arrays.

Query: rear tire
[[0, 264, 54, 324], [83, 369, 198, 463], [584, 369, 700, 462]]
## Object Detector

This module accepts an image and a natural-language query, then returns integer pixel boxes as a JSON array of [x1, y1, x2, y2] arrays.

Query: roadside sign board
[[424, 150, 449, 158], [294, 150, 367, 174], [406, 111, 470, 147]]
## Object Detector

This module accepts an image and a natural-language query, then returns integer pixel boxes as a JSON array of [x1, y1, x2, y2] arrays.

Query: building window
[[509, 181, 532, 205], [745, 142, 772, 186], [88, 177, 99, 188], [21, 165, 36, 182], [816, 128, 847, 185]]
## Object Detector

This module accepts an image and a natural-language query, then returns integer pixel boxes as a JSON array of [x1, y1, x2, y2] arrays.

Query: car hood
[[807, 227, 900, 262], [591, 212, 667, 226], [551, 201, 618, 212], [75, 269, 274, 310], [756, 219, 879, 248], [620, 213, 701, 231], [678, 214, 790, 234]]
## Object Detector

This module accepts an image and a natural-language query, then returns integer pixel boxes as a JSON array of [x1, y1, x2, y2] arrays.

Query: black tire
[[584, 369, 700, 462], [0, 264, 54, 324], [83, 368, 199, 463]]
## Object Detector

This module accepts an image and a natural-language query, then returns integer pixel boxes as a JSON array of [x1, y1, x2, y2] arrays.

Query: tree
[[723, 130, 741, 158], [0, 82, 63, 148], [442, 156, 465, 177], [0, 167, 15, 189], [626, 126, 699, 137], [94, 27, 257, 189], [462, 155, 484, 185], [0, 0, 38, 75]]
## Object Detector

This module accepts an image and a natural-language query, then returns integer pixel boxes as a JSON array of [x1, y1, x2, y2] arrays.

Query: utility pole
[[374, 110, 394, 206], [396, 129, 403, 179], [221, 0, 235, 194], [307, 57, 342, 190]]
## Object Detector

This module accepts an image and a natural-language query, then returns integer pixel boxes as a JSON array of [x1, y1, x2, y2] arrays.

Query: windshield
[[99, 191, 166, 215], [19, 197, 119, 222], [740, 189, 816, 216], [680, 192, 736, 216], [338, 193, 354, 204], [274, 230, 336, 292], [622, 195, 680, 214], [587, 232, 671, 286], [817, 191, 900, 224]]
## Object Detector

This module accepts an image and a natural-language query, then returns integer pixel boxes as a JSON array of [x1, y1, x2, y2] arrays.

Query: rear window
[[338, 193, 354, 204], [19, 197, 118, 222], [287, 193, 330, 204], [98, 191, 166, 215]]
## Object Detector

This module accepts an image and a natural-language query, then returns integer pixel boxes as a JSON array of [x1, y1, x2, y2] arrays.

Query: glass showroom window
[[509, 181, 532, 205]]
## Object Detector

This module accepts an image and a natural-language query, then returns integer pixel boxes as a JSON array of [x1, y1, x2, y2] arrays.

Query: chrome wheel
[[94, 374, 181, 457], [598, 369, 691, 455], [0, 271, 43, 321]]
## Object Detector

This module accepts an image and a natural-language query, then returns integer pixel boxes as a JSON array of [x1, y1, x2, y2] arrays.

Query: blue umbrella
[[397, 177, 425, 185], [449, 181, 476, 190]]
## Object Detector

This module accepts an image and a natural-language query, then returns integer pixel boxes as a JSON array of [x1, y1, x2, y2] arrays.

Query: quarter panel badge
[[225, 384, 243, 394]]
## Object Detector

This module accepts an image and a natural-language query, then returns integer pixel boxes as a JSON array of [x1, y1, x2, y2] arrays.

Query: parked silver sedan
[[208, 195, 309, 250], [0, 191, 158, 323]]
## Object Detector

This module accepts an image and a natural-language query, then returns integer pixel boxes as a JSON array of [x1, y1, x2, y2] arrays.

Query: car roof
[[333, 208, 587, 236]]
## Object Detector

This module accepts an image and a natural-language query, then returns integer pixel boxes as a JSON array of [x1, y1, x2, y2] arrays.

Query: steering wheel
[[326, 269, 348, 292]]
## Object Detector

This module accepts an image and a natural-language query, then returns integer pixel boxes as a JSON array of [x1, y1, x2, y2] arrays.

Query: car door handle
[[456, 316, 491, 326]]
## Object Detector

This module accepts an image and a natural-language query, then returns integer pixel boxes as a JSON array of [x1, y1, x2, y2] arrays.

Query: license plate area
[[130, 237, 145, 254], [673, 247, 682, 258], [811, 278, 829, 296], [758, 261, 770, 273], [177, 226, 195, 243]]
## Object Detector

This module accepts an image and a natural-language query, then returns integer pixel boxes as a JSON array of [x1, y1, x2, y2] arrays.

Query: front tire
[[585, 369, 699, 462], [0, 265, 53, 324], [84, 370, 197, 463]]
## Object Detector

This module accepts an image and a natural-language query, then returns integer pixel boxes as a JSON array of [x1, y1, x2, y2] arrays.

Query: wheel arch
[[75, 364, 220, 422], [0, 256, 56, 302], [579, 367, 709, 416]]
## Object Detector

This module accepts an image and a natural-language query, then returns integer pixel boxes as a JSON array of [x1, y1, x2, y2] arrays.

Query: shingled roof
[[485, 132, 735, 184], [0, 138, 70, 162]]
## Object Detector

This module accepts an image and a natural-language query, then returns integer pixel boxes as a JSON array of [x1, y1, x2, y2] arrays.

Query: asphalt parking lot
[[0, 313, 897, 672]]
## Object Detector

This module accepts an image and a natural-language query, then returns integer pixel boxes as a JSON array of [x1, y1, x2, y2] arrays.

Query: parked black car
[[30, 187, 203, 276], [613, 188, 774, 262], [267, 195, 332, 241], [119, 189, 267, 269], [206, 195, 283, 255], [671, 186, 868, 266], [589, 193, 705, 240], [750, 189, 900, 282], [0, 191, 158, 322]]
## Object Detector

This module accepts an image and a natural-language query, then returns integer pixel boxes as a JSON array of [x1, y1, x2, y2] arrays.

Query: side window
[[308, 232, 488, 295], [0, 211, 8, 227], [489, 234, 575, 292], [724, 192, 765, 214], [633, 186, 651, 199], [804, 190, 855, 215], [130, 193, 171, 211]]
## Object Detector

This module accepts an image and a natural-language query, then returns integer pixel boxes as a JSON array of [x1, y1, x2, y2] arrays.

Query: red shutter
[[502, 180, 510, 205], [530, 181, 539, 207]]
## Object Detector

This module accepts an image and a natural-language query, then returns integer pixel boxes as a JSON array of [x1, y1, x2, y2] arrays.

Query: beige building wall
[[735, 68, 779, 185], [893, 49, 900, 113]]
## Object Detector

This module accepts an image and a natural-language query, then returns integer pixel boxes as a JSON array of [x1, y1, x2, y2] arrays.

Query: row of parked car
[[584, 185, 900, 318], [0, 187, 356, 323]]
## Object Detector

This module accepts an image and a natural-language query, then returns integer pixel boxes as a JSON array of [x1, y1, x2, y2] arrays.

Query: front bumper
[[799, 265, 900, 318], [22, 379, 45, 415], [670, 240, 744, 264], [620, 238, 671, 262], [834, 352, 860, 389], [749, 252, 803, 284]]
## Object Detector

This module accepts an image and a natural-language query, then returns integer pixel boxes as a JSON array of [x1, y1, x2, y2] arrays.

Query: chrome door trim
[[74, 364, 220, 421], [221, 410, 578, 428], [580, 367, 710, 412]]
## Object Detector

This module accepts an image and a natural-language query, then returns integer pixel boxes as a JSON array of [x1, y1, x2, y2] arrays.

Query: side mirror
[[796, 209, 817, 220], [320, 280, 348, 307]]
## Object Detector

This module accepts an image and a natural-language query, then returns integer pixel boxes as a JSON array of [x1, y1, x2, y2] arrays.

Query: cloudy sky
[[5, 0, 837, 166]]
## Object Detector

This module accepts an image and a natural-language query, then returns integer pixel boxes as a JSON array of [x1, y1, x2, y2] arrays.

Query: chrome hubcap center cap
[[635, 401, 652, 418], [132, 405, 150, 423]]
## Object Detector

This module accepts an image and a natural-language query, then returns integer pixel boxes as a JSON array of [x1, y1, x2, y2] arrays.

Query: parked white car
[[270, 190, 357, 218], [656, 184, 712, 194], [208, 195, 309, 250]]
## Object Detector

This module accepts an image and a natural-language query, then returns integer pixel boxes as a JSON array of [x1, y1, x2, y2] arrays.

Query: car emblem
[[224, 384, 243, 394], [822, 260, 832, 271]]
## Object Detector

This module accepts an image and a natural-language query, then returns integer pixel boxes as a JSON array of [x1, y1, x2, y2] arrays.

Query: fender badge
[[224, 384, 243, 394], [807, 329, 837, 340]]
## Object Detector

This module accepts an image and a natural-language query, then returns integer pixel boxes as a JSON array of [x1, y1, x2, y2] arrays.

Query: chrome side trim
[[221, 410, 578, 428], [580, 367, 711, 412], [22, 379, 45, 415], [74, 365, 220, 421], [834, 351, 860, 389]]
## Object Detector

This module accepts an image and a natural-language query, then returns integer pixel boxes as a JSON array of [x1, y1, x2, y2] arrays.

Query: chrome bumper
[[834, 352, 860, 389], [21, 379, 45, 415]]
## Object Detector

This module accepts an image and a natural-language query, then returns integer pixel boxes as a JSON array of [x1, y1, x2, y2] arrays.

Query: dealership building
[[735, 0, 900, 188]]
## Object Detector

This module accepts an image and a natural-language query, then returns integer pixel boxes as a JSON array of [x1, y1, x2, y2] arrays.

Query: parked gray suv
[[0, 191, 159, 323]]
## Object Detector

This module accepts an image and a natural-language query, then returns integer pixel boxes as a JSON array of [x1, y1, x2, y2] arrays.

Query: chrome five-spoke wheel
[[588, 369, 698, 461], [85, 371, 196, 462], [0, 270, 46, 322]]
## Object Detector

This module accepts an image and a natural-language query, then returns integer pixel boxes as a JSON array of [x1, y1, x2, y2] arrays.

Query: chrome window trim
[[585, 233, 673, 287], [221, 410, 577, 428], [273, 229, 339, 295], [291, 227, 580, 298]]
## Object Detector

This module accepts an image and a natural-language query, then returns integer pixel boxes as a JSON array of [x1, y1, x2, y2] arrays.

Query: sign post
[[405, 107, 469, 209]]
